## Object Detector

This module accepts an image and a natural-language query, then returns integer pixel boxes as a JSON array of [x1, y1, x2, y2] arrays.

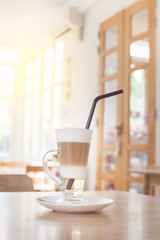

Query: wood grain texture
[[0, 191, 160, 240]]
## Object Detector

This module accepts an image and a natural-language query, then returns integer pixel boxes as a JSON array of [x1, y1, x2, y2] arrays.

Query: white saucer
[[36, 195, 114, 213]]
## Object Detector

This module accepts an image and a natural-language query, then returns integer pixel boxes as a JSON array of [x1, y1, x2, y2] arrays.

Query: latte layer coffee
[[57, 142, 90, 179]]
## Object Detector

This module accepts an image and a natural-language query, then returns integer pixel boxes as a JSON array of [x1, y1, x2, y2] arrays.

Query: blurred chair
[[0, 162, 27, 174], [0, 174, 33, 192]]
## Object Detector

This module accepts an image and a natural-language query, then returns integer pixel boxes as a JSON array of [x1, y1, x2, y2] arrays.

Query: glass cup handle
[[43, 150, 63, 187]]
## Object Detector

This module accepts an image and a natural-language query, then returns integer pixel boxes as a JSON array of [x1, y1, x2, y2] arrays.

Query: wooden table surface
[[1, 191, 160, 240], [128, 168, 160, 195], [128, 168, 160, 175]]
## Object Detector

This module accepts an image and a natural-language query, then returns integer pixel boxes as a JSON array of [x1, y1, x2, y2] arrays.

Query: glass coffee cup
[[43, 128, 92, 203]]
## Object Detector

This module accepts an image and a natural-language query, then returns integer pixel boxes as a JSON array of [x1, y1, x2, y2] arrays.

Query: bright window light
[[26, 62, 33, 78], [43, 69, 52, 88], [130, 44, 150, 59], [54, 64, 62, 83], [55, 42, 64, 62], [44, 48, 54, 68], [0, 49, 19, 63], [35, 56, 41, 74], [0, 65, 15, 82]]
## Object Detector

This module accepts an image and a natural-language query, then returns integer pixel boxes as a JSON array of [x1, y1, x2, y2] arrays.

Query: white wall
[[60, 0, 139, 190]]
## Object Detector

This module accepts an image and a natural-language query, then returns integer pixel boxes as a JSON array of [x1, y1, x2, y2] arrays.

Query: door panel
[[123, 0, 155, 192], [97, 0, 155, 192], [97, 12, 123, 190]]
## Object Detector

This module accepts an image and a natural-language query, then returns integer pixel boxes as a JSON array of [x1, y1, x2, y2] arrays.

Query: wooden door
[[97, 0, 156, 192], [123, 0, 155, 192], [97, 12, 124, 190]]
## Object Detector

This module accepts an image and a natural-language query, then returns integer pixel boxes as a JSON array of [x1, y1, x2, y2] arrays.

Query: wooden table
[[0, 191, 160, 240], [128, 168, 160, 195]]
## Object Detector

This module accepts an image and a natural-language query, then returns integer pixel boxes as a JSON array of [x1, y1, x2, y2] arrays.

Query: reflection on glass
[[131, 8, 149, 37], [130, 38, 150, 68], [103, 79, 117, 144], [0, 83, 13, 98], [34, 76, 40, 92], [24, 98, 32, 156], [44, 48, 54, 68], [32, 95, 39, 158], [102, 151, 116, 174], [53, 86, 61, 128], [101, 179, 114, 190], [129, 151, 148, 169], [129, 151, 147, 179], [129, 182, 143, 193], [130, 69, 148, 144], [105, 25, 118, 50], [25, 79, 32, 95], [0, 65, 15, 81], [35, 56, 41, 74], [0, 100, 12, 153], [42, 90, 51, 153], [43, 69, 52, 88], [55, 42, 64, 62], [26, 62, 33, 78], [104, 52, 117, 76], [55, 64, 62, 83]]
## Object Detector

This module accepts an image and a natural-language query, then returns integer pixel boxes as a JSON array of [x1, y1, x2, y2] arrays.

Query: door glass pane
[[104, 25, 118, 50], [130, 69, 148, 144], [104, 52, 118, 76], [103, 79, 117, 144], [129, 182, 143, 193], [130, 38, 150, 68], [131, 8, 149, 37], [102, 151, 116, 174], [129, 151, 148, 173], [129, 151, 147, 191], [0, 100, 12, 154]]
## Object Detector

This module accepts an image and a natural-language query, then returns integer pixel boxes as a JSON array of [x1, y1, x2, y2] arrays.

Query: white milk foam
[[55, 128, 92, 143], [60, 166, 87, 179]]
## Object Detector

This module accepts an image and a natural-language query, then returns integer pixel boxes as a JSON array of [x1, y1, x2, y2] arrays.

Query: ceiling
[[0, 0, 98, 59]]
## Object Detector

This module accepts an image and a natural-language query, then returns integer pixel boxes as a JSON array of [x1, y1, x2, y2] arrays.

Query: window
[[23, 42, 64, 163], [0, 49, 19, 161]]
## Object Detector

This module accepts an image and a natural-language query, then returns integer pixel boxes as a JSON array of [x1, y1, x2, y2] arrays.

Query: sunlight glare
[[0, 49, 19, 63]]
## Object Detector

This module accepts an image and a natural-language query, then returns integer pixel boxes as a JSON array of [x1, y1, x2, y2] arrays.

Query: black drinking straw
[[85, 89, 123, 129]]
